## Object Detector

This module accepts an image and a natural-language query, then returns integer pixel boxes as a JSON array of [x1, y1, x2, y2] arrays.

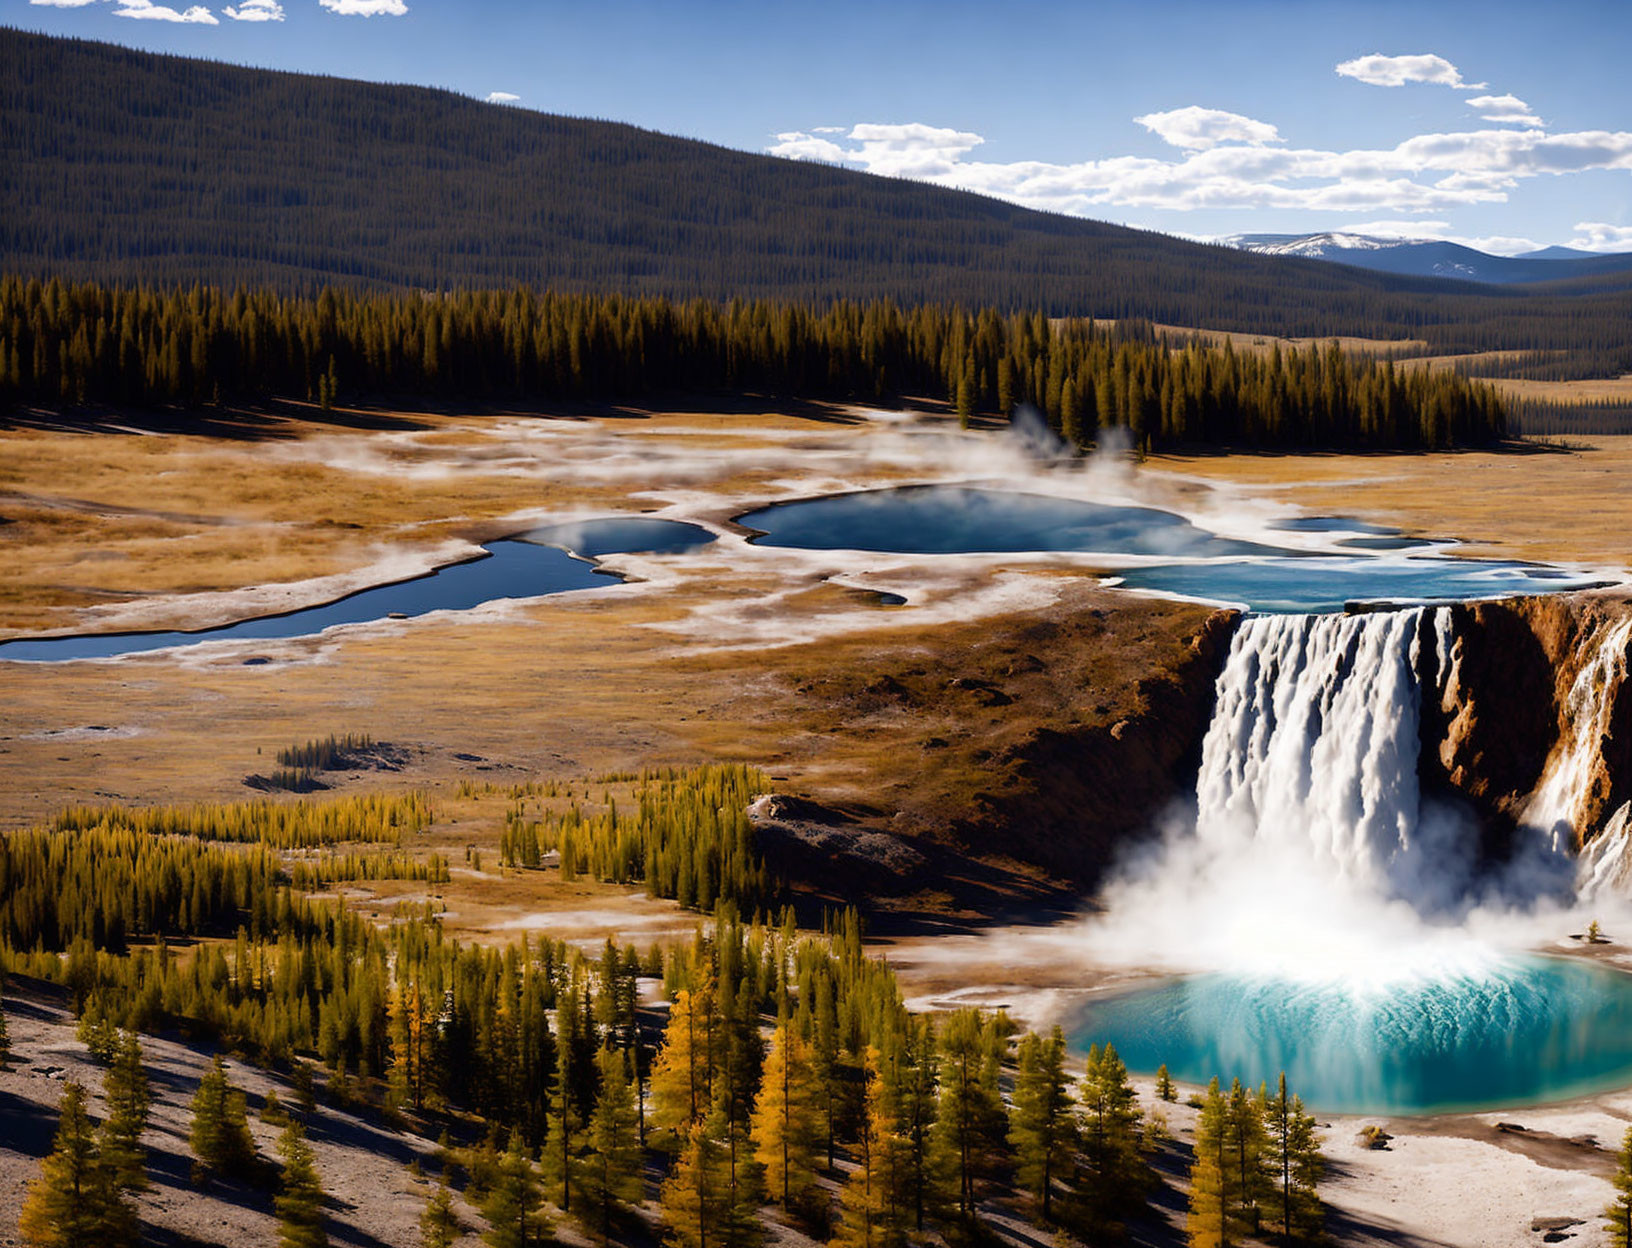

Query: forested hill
[[0, 31, 1538, 323], [6, 27, 1632, 377]]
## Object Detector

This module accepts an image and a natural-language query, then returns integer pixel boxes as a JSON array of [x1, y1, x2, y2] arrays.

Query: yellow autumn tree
[[650, 974, 717, 1148], [749, 1018, 820, 1209], [831, 1048, 904, 1248]]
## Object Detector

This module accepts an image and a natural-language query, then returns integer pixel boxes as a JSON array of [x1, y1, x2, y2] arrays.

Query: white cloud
[[224, 0, 282, 18], [318, 0, 406, 13], [772, 123, 982, 178], [767, 115, 1632, 220], [1570, 222, 1632, 252], [1465, 93, 1543, 126], [28, 0, 101, 7], [1135, 106, 1280, 151], [486, 91, 519, 104], [114, 0, 219, 22], [1336, 53, 1484, 90]]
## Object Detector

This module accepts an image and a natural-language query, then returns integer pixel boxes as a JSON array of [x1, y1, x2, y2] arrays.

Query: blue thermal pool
[[1072, 956, 1632, 1115], [0, 518, 716, 663], [737, 486, 1283, 559], [736, 485, 1609, 612], [1112, 556, 1602, 615]]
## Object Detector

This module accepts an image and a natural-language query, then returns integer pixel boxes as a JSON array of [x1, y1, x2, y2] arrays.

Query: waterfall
[[1193, 608, 1484, 910], [1522, 615, 1632, 854]]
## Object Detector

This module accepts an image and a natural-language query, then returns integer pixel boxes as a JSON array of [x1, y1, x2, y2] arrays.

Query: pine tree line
[[500, 764, 770, 912], [0, 277, 1507, 450]]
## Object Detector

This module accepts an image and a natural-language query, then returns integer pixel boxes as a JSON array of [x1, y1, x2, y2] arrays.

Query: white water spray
[[1086, 606, 1626, 983]]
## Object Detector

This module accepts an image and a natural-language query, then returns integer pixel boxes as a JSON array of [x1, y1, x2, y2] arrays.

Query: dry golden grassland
[[1150, 435, 1632, 570]]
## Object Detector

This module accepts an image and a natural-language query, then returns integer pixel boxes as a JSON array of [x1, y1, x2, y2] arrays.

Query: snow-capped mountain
[[1223, 232, 1632, 285]]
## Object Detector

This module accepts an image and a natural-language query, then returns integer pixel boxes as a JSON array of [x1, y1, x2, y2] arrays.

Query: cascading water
[[1076, 603, 1632, 1112], [1525, 615, 1632, 860], [1195, 609, 1440, 903]]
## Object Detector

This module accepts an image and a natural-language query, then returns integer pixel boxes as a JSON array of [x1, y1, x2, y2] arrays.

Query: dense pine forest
[[0, 770, 1328, 1246], [3, 27, 1632, 381], [0, 277, 1508, 449]]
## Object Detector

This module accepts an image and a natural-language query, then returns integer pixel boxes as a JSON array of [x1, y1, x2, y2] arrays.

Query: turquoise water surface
[[1072, 956, 1632, 1114]]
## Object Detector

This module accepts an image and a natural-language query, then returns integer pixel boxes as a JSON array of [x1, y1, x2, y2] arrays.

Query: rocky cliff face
[[1425, 593, 1632, 854]]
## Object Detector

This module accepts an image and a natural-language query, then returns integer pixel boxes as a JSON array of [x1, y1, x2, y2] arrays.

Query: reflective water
[[0, 518, 717, 663], [522, 517, 716, 557], [737, 486, 1609, 612], [1113, 557, 1604, 614], [738, 486, 1284, 558], [1073, 956, 1632, 1114]]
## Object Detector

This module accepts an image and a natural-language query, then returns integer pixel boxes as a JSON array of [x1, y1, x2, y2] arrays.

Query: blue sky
[[15, 0, 1632, 253]]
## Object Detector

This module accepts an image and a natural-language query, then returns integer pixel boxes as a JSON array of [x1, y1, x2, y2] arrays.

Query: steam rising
[[1081, 608, 1627, 987]]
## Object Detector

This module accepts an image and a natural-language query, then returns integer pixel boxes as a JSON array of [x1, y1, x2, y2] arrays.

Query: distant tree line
[[0, 277, 1508, 449], [5, 27, 1632, 380]]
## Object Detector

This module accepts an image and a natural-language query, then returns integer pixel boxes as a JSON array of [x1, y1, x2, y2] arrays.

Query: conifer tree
[[578, 1046, 644, 1246], [542, 1063, 585, 1216], [1262, 1072, 1322, 1245], [0, 977, 11, 1070], [897, 1016, 938, 1233], [1226, 1078, 1270, 1237], [99, 1030, 150, 1193], [275, 1122, 328, 1248], [420, 1176, 461, 1248], [832, 1047, 905, 1248], [1008, 1028, 1075, 1222], [928, 1008, 1004, 1222], [188, 1055, 257, 1184], [1156, 1064, 1176, 1102], [749, 1017, 820, 1210], [1079, 1043, 1146, 1234], [1188, 1079, 1233, 1248], [1609, 1126, 1632, 1248], [18, 1080, 134, 1248], [661, 1106, 761, 1248], [652, 977, 717, 1146], [481, 1133, 547, 1248]]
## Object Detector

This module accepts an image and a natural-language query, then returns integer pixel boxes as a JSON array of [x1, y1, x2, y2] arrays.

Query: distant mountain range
[[1225, 233, 1632, 285]]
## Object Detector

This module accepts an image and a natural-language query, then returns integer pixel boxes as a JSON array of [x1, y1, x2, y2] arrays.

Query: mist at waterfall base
[[1070, 609, 1632, 1114]]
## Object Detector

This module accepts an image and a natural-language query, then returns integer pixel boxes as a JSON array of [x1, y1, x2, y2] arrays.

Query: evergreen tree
[[1610, 1126, 1632, 1248], [661, 1106, 761, 1248], [1262, 1072, 1323, 1246], [832, 1047, 905, 1248], [18, 1080, 134, 1248], [1156, 1064, 1176, 1102], [1226, 1079, 1270, 1237], [897, 1016, 938, 1233], [0, 977, 11, 1070], [481, 1133, 547, 1248], [419, 1176, 461, 1248], [188, 1055, 257, 1184], [1188, 1079, 1233, 1248], [578, 1046, 644, 1246], [1008, 1027, 1075, 1222], [1078, 1043, 1146, 1234], [749, 1018, 819, 1209], [275, 1122, 328, 1248], [652, 978, 717, 1146], [928, 1008, 1005, 1222], [99, 1030, 150, 1193]]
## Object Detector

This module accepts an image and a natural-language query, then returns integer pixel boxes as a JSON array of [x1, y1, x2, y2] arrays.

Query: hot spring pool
[[0, 518, 716, 663], [1072, 955, 1632, 1114], [736, 485, 1609, 612]]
